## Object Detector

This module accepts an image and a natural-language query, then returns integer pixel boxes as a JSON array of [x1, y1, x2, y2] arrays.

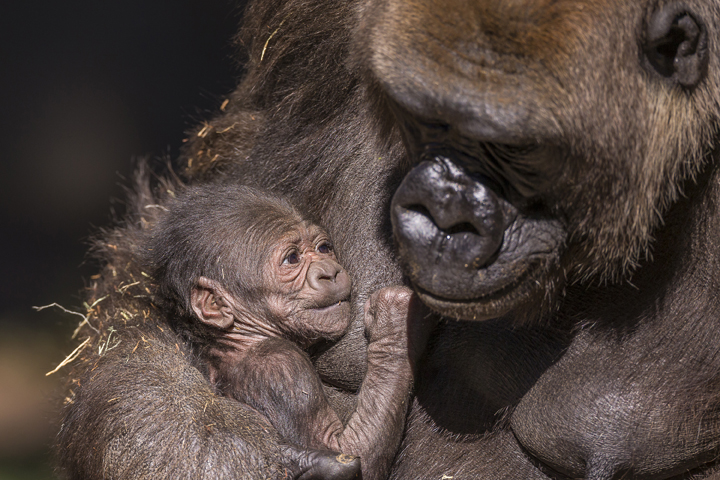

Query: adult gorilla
[[58, 0, 720, 479]]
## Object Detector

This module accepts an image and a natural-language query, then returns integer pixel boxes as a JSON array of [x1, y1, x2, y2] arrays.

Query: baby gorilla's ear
[[191, 277, 235, 330]]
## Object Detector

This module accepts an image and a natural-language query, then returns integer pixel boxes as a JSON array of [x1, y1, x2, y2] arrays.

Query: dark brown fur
[[57, 0, 720, 479]]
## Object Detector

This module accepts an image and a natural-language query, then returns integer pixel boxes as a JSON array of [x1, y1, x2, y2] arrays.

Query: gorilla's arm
[[57, 324, 292, 480]]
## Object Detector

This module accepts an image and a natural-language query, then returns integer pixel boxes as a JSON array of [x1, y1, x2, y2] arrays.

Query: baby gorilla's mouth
[[301, 299, 353, 343], [311, 299, 350, 312]]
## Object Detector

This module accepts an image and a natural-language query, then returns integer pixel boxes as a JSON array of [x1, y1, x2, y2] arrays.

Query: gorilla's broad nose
[[391, 156, 510, 299]]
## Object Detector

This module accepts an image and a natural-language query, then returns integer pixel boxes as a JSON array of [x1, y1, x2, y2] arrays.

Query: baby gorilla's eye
[[283, 251, 301, 265], [317, 242, 333, 254]]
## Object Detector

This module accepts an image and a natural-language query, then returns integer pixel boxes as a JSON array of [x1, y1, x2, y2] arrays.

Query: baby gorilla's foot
[[283, 445, 361, 480]]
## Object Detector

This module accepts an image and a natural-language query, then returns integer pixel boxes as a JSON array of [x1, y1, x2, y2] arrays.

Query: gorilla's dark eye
[[283, 251, 301, 265], [317, 242, 333, 254]]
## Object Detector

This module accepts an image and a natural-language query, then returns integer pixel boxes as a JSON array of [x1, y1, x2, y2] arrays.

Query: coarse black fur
[[56, 0, 720, 479]]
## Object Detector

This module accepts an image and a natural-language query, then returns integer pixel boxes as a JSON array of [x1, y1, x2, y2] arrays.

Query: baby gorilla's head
[[145, 183, 352, 350]]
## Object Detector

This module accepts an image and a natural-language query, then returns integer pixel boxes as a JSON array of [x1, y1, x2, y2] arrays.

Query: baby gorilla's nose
[[309, 259, 341, 284], [307, 259, 351, 301]]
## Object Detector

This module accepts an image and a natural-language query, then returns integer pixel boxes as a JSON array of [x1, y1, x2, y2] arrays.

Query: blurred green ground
[[0, 454, 56, 480], [0, 314, 75, 480]]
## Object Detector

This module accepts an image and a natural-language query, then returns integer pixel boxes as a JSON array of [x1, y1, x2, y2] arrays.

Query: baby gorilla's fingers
[[363, 286, 414, 343], [282, 445, 362, 480]]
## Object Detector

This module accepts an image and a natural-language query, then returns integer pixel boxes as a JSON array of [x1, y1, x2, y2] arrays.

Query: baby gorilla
[[145, 184, 413, 480]]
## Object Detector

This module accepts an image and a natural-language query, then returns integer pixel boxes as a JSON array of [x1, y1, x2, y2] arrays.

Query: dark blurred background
[[0, 1, 244, 477]]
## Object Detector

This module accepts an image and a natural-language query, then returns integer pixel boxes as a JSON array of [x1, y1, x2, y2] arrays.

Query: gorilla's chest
[[512, 330, 720, 479]]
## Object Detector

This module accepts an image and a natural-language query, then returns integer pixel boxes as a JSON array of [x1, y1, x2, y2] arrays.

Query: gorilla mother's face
[[353, 0, 716, 320]]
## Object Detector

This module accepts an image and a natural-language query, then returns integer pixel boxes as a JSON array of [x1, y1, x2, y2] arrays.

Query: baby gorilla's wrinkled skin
[[148, 185, 414, 480], [191, 223, 354, 351]]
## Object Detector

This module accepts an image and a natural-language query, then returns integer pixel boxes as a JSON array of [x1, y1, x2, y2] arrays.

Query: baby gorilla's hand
[[282, 445, 361, 480], [363, 286, 413, 347]]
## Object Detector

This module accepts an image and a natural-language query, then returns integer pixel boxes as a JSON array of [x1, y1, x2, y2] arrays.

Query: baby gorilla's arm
[[221, 287, 414, 480], [221, 337, 345, 449], [334, 286, 414, 480]]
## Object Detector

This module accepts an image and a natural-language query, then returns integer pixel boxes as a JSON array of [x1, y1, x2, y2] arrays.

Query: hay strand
[[260, 16, 288, 62], [34, 302, 101, 338], [46, 337, 91, 376]]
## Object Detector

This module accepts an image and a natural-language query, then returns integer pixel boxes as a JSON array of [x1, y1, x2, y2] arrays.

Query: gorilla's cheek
[[391, 154, 565, 320]]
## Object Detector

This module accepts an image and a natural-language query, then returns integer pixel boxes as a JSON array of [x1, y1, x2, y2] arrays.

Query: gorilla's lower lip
[[415, 265, 530, 304], [410, 262, 546, 321]]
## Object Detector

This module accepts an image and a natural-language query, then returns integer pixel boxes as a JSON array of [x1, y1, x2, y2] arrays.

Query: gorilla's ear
[[191, 277, 235, 330], [644, 4, 708, 89]]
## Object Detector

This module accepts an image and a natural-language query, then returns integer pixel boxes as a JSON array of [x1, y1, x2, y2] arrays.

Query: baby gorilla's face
[[265, 222, 353, 343]]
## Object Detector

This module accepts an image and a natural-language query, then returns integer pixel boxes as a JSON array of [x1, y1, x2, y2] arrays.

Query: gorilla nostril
[[318, 268, 337, 283], [446, 222, 480, 236], [404, 205, 481, 236], [405, 204, 431, 216], [308, 266, 335, 289]]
